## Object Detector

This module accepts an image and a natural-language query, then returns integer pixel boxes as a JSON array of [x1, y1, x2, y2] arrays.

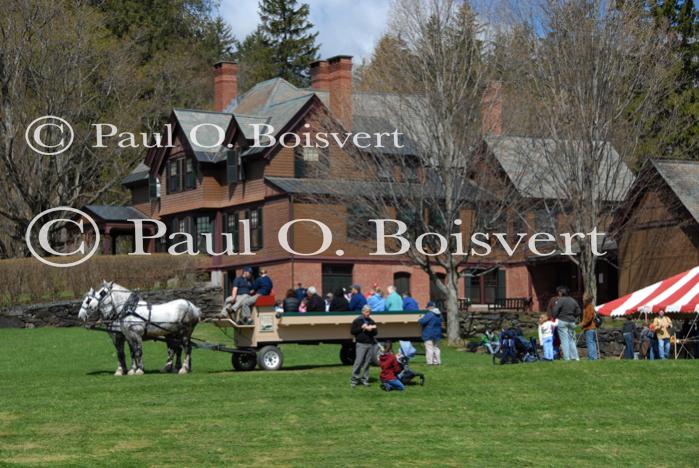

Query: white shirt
[[538, 319, 558, 342]]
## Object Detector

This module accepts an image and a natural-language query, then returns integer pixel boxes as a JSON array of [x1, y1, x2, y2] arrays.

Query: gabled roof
[[84, 205, 148, 222], [652, 159, 699, 224], [485, 136, 634, 201], [121, 162, 150, 186], [226, 77, 311, 114], [222, 77, 317, 158], [173, 109, 233, 163], [314, 90, 418, 156]]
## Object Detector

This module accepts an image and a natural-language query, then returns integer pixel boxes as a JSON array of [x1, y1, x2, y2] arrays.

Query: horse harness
[[100, 288, 183, 334]]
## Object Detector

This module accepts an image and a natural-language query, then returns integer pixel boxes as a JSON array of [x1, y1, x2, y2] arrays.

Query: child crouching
[[379, 341, 404, 392]]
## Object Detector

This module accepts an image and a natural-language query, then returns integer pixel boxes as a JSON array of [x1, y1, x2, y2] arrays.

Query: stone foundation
[[0, 287, 224, 328]]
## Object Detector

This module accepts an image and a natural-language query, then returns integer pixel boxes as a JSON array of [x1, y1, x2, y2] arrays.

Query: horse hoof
[[178, 367, 189, 375], [160, 366, 173, 373], [114, 368, 124, 376], [127, 369, 135, 376], [135, 368, 144, 376]]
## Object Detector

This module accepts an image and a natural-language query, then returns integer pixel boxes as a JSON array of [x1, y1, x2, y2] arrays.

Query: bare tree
[[300, 0, 525, 344], [0, 1, 141, 257], [500, 0, 677, 301]]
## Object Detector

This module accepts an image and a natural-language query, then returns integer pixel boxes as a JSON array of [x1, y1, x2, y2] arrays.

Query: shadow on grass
[[86, 369, 184, 376], [204, 362, 347, 374]]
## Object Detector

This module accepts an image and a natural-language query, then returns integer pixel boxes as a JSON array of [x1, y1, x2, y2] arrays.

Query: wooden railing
[[486, 297, 533, 312]]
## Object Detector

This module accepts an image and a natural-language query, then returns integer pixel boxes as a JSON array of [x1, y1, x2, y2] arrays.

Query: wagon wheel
[[232, 350, 257, 371], [257, 345, 283, 371], [339, 345, 355, 365]]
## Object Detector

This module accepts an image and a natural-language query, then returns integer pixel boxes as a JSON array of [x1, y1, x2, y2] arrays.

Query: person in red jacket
[[379, 341, 404, 392]]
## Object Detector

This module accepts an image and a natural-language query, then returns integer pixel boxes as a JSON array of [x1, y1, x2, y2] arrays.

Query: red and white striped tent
[[597, 266, 699, 317]]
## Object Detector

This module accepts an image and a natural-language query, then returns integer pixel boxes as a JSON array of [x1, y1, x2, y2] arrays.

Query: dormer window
[[166, 157, 197, 194], [227, 148, 244, 184]]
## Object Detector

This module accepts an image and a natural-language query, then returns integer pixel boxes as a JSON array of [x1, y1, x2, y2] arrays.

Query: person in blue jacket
[[418, 301, 442, 365], [366, 287, 386, 312], [348, 284, 367, 311], [253, 269, 273, 296], [402, 293, 419, 311]]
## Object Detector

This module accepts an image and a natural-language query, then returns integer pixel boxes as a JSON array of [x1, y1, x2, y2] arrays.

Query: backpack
[[593, 311, 603, 327]]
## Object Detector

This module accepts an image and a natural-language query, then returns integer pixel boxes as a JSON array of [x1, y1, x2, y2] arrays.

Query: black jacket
[[307, 294, 326, 312], [283, 297, 300, 313], [552, 296, 581, 322], [622, 320, 637, 336], [351, 315, 378, 344], [329, 296, 350, 312]]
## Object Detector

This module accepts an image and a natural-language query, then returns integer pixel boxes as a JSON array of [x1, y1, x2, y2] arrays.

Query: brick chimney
[[310, 60, 330, 90], [327, 55, 353, 130], [213, 61, 238, 112], [481, 82, 503, 136]]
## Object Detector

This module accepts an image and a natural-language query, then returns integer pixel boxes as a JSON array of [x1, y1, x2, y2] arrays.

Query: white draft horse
[[78, 281, 201, 375]]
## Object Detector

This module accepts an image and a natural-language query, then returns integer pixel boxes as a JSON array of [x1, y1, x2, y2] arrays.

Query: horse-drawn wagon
[[80, 283, 425, 374], [207, 295, 425, 371]]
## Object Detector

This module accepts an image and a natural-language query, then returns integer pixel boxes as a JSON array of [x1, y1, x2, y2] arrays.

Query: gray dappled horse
[[78, 281, 201, 376]]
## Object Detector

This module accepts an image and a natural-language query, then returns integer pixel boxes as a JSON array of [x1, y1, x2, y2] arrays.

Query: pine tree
[[237, 0, 320, 91], [640, 0, 698, 161], [236, 28, 277, 92]]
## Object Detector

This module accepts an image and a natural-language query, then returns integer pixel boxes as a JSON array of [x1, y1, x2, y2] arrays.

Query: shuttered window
[[223, 212, 240, 252], [226, 148, 246, 184], [185, 159, 196, 189], [249, 207, 263, 251]]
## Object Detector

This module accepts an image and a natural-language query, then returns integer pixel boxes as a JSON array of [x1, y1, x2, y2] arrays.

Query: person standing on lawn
[[551, 286, 581, 361], [418, 301, 442, 365], [580, 293, 598, 360], [350, 305, 378, 387], [622, 316, 637, 360], [640, 321, 654, 360], [538, 314, 557, 361], [379, 341, 404, 392], [652, 310, 673, 359], [385, 285, 403, 311]]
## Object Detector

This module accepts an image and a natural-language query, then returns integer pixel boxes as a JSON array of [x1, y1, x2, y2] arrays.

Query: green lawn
[[0, 326, 697, 467]]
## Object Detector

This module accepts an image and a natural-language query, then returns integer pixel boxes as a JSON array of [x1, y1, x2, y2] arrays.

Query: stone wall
[[459, 310, 627, 357], [0, 287, 224, 328]]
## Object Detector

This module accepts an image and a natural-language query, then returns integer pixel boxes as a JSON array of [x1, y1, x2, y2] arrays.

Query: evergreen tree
[[235, 27, 277, 92], [355, 34, 411, 92], [640, 0, 698, 160], [237, 0, 320, 92]]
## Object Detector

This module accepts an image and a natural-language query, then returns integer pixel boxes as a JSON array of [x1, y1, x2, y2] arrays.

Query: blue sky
[[218, 0, 391, 62]]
